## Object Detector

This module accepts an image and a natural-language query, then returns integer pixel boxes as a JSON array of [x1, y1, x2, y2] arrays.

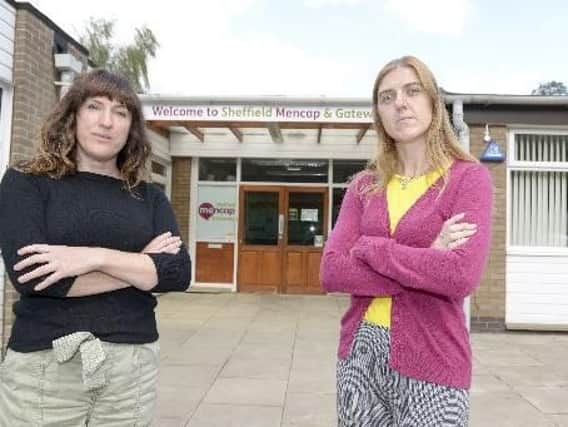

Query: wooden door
[[237, 185, 328, 294], [282, 187, 327, 294], [237, 186, 284, 292]]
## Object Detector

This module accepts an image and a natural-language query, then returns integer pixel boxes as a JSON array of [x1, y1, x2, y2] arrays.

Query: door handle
[[278, 214, 284, 240]]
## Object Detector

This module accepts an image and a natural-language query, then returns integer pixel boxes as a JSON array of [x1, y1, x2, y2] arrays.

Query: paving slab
[[153, 293, 568, 426]]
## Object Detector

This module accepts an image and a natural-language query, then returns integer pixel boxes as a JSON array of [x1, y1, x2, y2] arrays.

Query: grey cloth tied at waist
[[52, 332, 107, 391]]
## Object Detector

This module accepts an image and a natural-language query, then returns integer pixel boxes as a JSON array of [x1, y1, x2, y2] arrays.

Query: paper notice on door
[[301, 208, 318, 222], [314, 235, 324, 247]]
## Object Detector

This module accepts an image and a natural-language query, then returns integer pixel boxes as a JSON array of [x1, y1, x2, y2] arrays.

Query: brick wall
[[170, 158, 192, 245], [9, 9, 57, 164], [468, 125, 507, 331], [2, 10, 58, 352]]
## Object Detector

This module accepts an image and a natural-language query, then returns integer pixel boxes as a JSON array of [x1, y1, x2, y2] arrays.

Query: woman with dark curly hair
[[0, 69, 191, 426]]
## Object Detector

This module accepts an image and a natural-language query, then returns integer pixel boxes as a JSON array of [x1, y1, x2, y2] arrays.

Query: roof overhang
[[142, 93, 568, 143]]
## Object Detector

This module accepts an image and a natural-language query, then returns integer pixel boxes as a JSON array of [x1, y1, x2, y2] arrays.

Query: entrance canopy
[[141, 95, 377, 145], [141, 92, 568, 146]]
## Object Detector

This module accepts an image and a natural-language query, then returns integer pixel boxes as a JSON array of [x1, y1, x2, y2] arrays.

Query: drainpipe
[[452, 99, 469, 152], [452, 99, 472, 330]]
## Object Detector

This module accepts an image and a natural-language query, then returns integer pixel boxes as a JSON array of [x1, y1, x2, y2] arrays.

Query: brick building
[[142, 93, 568, 332], [0, 0, 88, 352], [1, 2, 567, 357]]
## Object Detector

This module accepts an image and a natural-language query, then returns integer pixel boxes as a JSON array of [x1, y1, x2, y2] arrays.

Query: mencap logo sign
[[198, 202, 236, 220], [199, 202, 215, 220]]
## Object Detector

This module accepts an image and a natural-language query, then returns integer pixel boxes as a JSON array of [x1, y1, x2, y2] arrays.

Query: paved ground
[[154, 292, 568, 426]]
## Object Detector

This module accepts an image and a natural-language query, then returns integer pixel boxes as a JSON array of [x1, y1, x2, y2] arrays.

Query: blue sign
[[481, 138, 505, 162]]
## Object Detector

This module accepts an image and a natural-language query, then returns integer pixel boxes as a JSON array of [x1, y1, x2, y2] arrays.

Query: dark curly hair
[[18, 69, 150, 191]]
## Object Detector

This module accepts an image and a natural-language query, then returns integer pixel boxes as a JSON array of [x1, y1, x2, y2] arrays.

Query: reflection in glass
[[332, 188, 347, 228], [154, 182, 166, 193], [333, 160, 367, 183], [151, 161, 166, 175], [199, 158, 237, 181], [244, 192, 278, 245], [242, 158, 328, 183], [288, 192, 324, 246]]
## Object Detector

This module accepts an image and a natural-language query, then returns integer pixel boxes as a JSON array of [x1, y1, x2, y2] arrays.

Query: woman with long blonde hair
[[0, 69, 191, 425], [321, 56, 493, 426]]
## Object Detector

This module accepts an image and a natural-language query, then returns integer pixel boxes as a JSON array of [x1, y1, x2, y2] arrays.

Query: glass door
[[238, 186, 284, 292], [283, 188, 327, 294], [237, 185, 328, 294]]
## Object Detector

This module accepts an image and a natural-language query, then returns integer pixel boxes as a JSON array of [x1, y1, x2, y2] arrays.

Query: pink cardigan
[[321, 160, 493, 389]]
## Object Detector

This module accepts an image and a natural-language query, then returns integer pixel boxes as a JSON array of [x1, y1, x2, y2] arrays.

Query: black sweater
[[0, 168, 191, 352]]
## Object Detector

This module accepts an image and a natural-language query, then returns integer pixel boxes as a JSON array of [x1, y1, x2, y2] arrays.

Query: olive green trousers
[[0, 340, 159, 427]]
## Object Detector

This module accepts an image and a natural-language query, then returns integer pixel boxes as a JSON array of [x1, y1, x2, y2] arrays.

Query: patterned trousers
[[337, 322, 469, 427]]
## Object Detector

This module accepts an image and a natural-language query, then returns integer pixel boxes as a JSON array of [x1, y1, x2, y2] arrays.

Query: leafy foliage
[[80, 19, 159, 93], [531, 81, 568, 96]]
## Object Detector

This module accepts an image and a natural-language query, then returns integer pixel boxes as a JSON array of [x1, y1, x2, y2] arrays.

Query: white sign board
[[301, 208, 319, 222], [196, 184, 237, 242], [144, 104, 373, 124]]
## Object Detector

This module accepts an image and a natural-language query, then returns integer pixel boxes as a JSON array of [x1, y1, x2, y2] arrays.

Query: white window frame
[[0, 82, 13, 333], [0, 83, 13, 177], [189, 157, 239, 291], [507, 127, 568, 256]]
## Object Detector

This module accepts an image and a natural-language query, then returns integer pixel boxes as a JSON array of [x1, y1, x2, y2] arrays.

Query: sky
[[31, 0, 568, 97]]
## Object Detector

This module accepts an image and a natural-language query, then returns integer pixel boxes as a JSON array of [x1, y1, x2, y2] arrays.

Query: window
[[151, 161, 166, 176], [287, 192, 324, 246], [151, 157, 171, 198], [509, 132, 568, 247], [331, 187, 347, 228], [329, 160, 367, 228], [241, 158, 328, 183], [333, 159, 367, 183], [199, 158, 236, 182], [242, 191, 278, 245], [153, 182, 166, 193]]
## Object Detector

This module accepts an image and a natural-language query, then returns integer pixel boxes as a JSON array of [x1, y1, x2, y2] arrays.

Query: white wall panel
[[0, 1, 15, 83], [506, 254, 568, 329]]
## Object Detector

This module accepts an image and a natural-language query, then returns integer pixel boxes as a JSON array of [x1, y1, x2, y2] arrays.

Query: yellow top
[[363, 168, 444, 327]]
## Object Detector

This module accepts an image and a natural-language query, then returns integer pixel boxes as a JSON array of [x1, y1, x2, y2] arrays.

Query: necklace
[[399, 175, 416, 190]]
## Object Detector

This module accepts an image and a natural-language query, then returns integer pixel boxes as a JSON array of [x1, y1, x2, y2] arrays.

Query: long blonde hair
[[367, 55, 476, 192]]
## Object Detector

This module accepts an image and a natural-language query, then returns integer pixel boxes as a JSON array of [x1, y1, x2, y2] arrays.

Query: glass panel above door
[[333, 159, 367, 183], [242, 158, 328, 183], [199, 158, 237, 181], [287, 192, 324, 246]]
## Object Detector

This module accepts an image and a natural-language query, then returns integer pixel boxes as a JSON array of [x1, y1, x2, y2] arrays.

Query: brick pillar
[[170, 158, 192, 245], [469, 125, 507, 331], [2, 9, 58, 352]]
